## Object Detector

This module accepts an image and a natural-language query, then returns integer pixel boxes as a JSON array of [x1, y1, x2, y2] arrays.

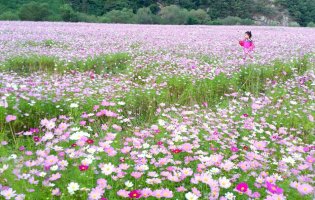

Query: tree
[[0, 11, 19, 20], [19, 1, 52, 21], [188, 9, 210, 24], [104, 8, 135, 23], [149, 3, 160, 14], [60, 4, 79, 22], [136, 7, 154, 24], [159, 5, 189, 25]]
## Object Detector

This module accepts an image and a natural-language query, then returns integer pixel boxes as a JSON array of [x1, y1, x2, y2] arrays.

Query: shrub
[[218, 16, 242, 25], [159, 5, 189, 25], [0, 11, 19, 20], [60, 4, 79, 22], [187, 9, 210, 24], [288, 22, 300, 27], [135, 7, 154, 24], [307, 22, 315, 27], [77, 12, 99, 23], [104, 8, 135, 24], [19, 2, 51, 21], [149, 4, 160, 15], [240, 18, 255, 25]]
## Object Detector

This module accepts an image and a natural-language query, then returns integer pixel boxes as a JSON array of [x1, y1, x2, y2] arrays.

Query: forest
[[0, 0, 314, 26]]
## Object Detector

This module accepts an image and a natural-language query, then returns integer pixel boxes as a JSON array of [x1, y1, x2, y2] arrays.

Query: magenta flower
[[231, 146, 239, 152], [79, 165, 89, 171], [86, 139, 94, 144], [236, 182, 248, 193], [33, 136, 40, 143], [266, 182, 283, 194], [128, 190, 141, 198], [6, 115, 16, 122]]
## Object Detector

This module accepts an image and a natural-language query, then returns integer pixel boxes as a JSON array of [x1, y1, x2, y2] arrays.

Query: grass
[[21, 39, 69, 49], [0, 54, 314, 200], [120, 55, 312, 125], [0, 55, 312, 140], [0, 53, 131, 74]]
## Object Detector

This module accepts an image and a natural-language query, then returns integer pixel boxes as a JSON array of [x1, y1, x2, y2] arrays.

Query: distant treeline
[[0, 0, 314, 27]]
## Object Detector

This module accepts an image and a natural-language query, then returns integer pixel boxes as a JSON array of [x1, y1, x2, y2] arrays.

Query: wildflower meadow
[[0, 21, 314, 200]]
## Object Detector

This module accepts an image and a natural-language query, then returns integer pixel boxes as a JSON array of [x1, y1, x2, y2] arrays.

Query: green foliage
[[104, 8, 136, 23], [288, 21, 300, 27], [60, 4, 79, 22], [159, 5, 189, 25], [121, 56, 311, 124], [1, 53, 131, 75], [18, 1, 52, 21], [216, 16, 255, 25], [276, 0, 315, 26], [307, 22, 315, 27], [0, 0, 314, 26], [0, 11, 19, 20], [187, 9, 210, 25], [135, 7, 155, 24]]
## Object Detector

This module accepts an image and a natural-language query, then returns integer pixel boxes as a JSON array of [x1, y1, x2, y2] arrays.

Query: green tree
[[159, 5, 189, 24], [19, 1, 52, 21], [60, 4, 79, 22], [0, 11, 19, 20], [104, 8, 135, 23], [188, 9, 210, 24], [136, 7, 154, 24]]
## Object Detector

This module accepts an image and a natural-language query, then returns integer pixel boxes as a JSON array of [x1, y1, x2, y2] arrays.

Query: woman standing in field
[[239, 31, 255, 62]]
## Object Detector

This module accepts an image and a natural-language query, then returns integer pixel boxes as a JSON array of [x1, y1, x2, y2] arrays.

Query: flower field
[[0, 21, 314, 200]]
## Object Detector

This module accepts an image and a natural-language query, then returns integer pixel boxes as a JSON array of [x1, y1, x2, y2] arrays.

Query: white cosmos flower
[[225, 192, 236, 200], [100, 163, 115, 175], [70, 103, 79, 108], [118, 101, 125, 105], [67, 182, 80, 195], [0, 188, 16, 199], [185, 192, 198, 200], [219, 177, 231, 188], [142, 143, 150, 149], [50, 165, 58, 171], [158, 119, 166, 126], [69, 131, 90, 140], [0, 164, 9, 173], [125, 181, 133, 188]]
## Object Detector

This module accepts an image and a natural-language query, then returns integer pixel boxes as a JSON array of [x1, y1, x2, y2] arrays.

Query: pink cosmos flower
[[265, 194, 286, 200], [117, 189, 129, 198], [181, 143, 193, 152], [297, 183, 313, 195], [131, 171, 143, 179], [5, 115, 16, 122], [176, 186, 187, 192], [44, 155, 58, 167], [97, 178, 107, 189], [52, 188, 61, 196]]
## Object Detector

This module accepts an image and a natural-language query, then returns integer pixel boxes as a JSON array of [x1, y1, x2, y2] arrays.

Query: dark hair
[[245, 31, 252, 38]]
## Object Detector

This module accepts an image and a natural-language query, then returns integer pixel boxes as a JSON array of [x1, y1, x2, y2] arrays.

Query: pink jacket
[[239, 39, 255, 50]]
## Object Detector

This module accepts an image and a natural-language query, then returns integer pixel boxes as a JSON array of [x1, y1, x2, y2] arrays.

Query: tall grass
[[0, 53, 131, 74], [121, 56, 311, 125]]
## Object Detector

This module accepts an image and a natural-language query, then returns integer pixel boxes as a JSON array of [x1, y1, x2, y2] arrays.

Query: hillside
[[0, 0, 314, 26]]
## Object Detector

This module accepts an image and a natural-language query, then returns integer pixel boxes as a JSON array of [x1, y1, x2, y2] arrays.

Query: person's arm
[[239, 40, 244, 46]]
